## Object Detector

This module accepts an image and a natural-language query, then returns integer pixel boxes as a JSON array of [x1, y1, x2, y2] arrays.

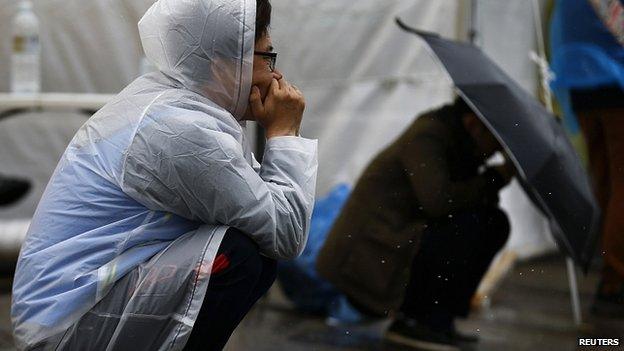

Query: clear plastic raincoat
[[11, 0, 318, 349]]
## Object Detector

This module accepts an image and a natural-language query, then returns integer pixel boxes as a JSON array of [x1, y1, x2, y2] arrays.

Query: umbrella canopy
[[397, 19, 601, 270]]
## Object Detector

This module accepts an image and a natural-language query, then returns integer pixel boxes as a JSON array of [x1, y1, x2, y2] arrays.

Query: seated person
[[317, 98, 515, 350]]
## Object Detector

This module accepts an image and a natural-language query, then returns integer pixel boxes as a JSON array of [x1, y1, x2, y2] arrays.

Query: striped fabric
[[588, 0, 624, 46]]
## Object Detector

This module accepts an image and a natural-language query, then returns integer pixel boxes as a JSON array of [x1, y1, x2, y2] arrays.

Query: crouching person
[[317, 99, 513, 350], [11, 0, 317, 350]]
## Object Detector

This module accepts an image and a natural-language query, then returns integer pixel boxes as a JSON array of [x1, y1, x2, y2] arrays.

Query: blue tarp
[[277, 184, 350, 315]]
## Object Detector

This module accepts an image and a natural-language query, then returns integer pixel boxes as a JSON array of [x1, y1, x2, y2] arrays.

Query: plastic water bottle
[[11, 0, 41, 94]]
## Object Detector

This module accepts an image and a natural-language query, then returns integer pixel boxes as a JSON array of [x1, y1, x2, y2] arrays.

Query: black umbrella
[[396, 19, 601, 270]]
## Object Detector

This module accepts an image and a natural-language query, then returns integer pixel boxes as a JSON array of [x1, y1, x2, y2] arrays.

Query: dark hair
[[453, 96, 475, 116], [256, 0, 272, 42]]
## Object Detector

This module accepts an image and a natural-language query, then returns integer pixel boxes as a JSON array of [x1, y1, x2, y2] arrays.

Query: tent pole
[[529, 0, 582, 327], [469, 0, 478, 45]]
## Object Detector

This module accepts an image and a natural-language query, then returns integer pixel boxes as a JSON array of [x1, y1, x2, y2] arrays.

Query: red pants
[[578, 107, 624, 286]]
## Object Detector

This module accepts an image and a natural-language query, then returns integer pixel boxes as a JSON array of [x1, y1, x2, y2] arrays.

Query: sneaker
[[0, 176, 30, 206], [384, 317, 460, 351]]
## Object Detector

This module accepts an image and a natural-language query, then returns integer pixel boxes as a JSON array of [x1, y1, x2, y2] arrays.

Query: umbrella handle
[[566, 258, 583, 326]]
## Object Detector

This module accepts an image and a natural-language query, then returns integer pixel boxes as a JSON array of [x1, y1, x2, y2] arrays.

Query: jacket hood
[[139, 0, 255, 119]]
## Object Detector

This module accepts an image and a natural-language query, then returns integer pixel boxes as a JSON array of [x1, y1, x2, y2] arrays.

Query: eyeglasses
[[254, 51, 277, 72]]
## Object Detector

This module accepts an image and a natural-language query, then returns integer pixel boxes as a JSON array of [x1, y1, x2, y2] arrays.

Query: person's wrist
[[266, 128, 298, 139]]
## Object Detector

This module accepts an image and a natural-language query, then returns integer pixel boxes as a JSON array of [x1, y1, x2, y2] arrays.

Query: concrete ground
[[226, 254, 624, 351], [0, 255, 622, 350]]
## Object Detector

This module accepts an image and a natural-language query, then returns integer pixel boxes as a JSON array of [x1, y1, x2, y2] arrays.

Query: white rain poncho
[[11, 0, 318, 349]]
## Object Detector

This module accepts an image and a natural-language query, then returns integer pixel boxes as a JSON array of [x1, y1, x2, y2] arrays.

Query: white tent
[[0, 0, 556, 261]]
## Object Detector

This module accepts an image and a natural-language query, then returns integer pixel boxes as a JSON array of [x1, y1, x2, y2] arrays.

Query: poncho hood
[[139, 0, 255, 119]]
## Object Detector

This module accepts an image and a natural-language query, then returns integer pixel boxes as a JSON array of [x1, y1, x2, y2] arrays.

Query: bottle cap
[[18, 1, 34, 11]]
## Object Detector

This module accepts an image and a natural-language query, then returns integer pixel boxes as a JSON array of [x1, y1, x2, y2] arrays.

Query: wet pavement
[[226, 254, 623, 351], [0, 254, 622, 350]]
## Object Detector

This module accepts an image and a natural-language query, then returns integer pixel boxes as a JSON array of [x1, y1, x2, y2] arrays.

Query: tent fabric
[[0, 111, 87, 260], [0, 0, 153, 94], [0, 112, 87, 221]]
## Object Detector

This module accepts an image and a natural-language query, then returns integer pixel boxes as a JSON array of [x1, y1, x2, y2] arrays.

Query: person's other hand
[[249, 77, 305, 139]]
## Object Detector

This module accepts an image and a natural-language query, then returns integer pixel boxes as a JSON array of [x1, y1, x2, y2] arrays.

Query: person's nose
[[272, 69, 283, 80]]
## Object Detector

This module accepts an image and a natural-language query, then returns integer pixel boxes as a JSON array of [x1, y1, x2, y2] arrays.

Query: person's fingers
[[273, 69, 283, 81], [292, 86, 305, 104], [267, 79, 281, 102], [277, 76, 289, 91], [270, 78, 280, 95], [249, 86, 265, 117]]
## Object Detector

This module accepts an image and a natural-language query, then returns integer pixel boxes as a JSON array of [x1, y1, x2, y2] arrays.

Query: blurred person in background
[[550, 0, 624, 316], [10, 0, 317, 350], [317, 99, 515, 351]]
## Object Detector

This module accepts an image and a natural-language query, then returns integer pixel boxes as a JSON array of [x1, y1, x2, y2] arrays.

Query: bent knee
[[482, 208, 510, 249], [215, 228, 263, 277], [223, 228, 260, 256]]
